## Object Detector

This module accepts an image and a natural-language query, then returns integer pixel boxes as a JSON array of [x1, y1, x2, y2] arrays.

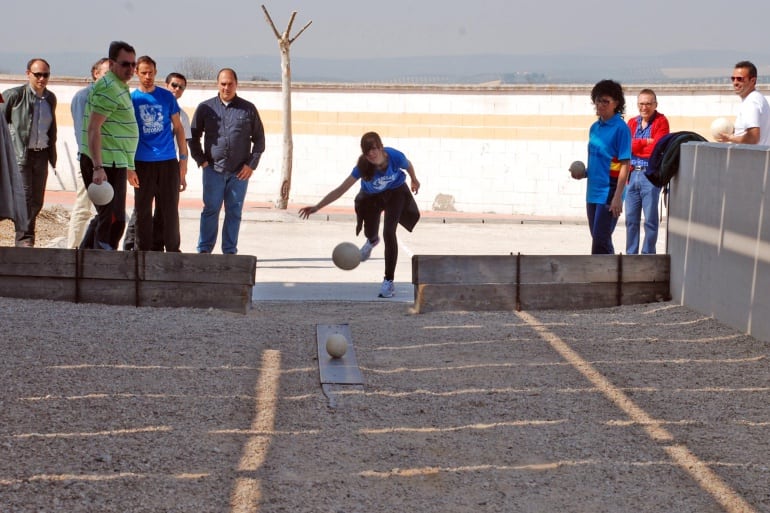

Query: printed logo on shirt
[[371, 174, 398, 191], [138, 104, 164, 135]]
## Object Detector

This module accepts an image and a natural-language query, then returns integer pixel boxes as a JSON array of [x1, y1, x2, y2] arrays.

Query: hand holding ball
[[710, 117, 734, 140], [87, 181, 114, 206], [326, 333, 348, 358], [332, 242, 361, 270], [569, 160, 586, 179]]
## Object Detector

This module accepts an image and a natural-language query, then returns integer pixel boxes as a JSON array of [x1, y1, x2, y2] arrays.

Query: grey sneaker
[[378, 279, 395, 298], [360, 237, 380, 262]]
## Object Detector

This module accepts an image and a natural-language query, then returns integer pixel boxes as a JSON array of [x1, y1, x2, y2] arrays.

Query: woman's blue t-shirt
[[351, 147, 409, 194]]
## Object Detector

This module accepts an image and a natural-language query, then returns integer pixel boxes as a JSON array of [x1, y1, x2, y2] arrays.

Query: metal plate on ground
[[316, 324, 364, 385]]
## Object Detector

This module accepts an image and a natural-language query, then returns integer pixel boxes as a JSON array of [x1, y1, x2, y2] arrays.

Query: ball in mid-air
[[332, 242, 361, 270], [569, 160, 586, 179], [87, 181, 114, 206], [326, 333, 348, 358], [710, 117, 734, 140]]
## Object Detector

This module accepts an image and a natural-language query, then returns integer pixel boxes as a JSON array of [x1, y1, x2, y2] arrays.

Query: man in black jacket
[[1, 59, 58, 247]]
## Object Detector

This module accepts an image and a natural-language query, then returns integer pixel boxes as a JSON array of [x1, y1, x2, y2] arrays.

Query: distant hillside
[[2, 50, 769, 85]]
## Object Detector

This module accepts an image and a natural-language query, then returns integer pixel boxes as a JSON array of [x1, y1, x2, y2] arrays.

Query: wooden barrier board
[[412, 254, 670, 313], [0, 247, 257, 313]]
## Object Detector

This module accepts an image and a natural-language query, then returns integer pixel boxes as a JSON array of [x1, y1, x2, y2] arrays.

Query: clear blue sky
[[1, 0, 768, 60]]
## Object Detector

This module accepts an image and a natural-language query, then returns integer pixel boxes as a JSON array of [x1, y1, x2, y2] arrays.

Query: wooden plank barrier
[[0, 248, 257, 314], [412, 254, 670, 313]]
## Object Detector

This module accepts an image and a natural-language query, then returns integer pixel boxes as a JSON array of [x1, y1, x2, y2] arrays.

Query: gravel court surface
[[1, 298, 769, 513]]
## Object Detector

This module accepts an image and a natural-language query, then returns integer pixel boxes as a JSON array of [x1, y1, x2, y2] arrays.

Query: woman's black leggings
[[360, 184, 410, 281]]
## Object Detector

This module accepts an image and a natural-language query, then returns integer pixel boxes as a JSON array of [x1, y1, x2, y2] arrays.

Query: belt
[[28, 147, 48, 152], [633, 166, 647, 172]]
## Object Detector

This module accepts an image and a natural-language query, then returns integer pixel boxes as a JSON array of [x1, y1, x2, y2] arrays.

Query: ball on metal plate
[[332, 242, 361, 270], [326, 333, 348, 358], [710, 117, 734, 140], [87, 181, 114, 206], [569, 160, 586, 179]]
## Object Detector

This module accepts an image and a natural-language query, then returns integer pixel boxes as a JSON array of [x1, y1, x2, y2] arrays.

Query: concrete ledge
[[0, 248, 257, 314], [412, 254, 670, 313]]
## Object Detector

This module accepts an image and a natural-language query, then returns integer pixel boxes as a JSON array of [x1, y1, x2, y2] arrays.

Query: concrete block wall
[[670, 143, 770, 341], [0, 79, 757, 219]]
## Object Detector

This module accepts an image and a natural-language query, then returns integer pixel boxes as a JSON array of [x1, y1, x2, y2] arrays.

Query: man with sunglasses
[[1, 58, 58, 247], [79, 41, 139, 250], [716, 60, 770, 146]]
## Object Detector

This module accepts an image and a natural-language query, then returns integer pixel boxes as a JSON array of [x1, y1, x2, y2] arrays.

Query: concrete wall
[[670, 143, 770, 341], [0, 78, 762, 218]]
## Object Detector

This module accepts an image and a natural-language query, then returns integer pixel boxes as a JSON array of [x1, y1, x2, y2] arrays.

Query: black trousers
[[132, 159, 181, 252], [355, 183, 417, 281], [79, 154, 126, 250], [15, 148, 49, 245]]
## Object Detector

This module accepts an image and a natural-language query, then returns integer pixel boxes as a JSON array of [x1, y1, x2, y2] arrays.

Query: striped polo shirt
[[81, 70, 139, 168]]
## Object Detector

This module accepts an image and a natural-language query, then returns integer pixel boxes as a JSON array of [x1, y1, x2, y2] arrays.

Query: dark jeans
[[79, 154, 127, 250], [131, 159, 181, 252], [587, 202, 619, 254], [15, 148, 49, 246], [356, 184, 411, 281]]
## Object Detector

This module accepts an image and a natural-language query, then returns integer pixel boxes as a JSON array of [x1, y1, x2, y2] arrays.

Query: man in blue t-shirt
[[129, 55, 188, 251]]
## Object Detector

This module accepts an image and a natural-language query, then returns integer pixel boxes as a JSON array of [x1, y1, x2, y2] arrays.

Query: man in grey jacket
[[1, 58, 58, 247]]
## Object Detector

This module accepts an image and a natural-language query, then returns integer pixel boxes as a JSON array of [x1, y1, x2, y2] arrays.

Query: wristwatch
[[179, 154, 188, 160]]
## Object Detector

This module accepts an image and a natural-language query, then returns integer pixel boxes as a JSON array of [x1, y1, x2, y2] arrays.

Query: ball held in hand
[[87, 181, 114, 206], [710, 117, 734, 140], [569, 160, 586, 179]]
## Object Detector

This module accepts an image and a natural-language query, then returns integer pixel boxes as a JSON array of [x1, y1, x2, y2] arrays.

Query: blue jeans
[[587, 202, 618, 255], [198, 166, 249, 254], [624, 171, 661, 254]]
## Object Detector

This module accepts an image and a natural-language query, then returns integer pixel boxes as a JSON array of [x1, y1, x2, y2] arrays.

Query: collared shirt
[[28, 89, 53, 149], [82, 70, 139, 168], [627, 111, 670, 171], [71, 84, 93, 154], [189, 94, 265, 174], [586, 113, 632, 204]]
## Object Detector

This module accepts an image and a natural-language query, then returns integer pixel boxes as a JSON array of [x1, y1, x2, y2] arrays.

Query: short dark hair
[[591, 79, 626, 116], [136, 55, 156, 69], [26, 58, 50, 71], [735, 60, 757, 79], [165, 72, 187, 85], [108, 41, 136, 61], [217, 68, 238, 82], [90, 58, 109, 80]]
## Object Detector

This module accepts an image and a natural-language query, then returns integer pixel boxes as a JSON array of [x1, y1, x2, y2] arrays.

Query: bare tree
[[262, 5, 312, 209], [176, 57, 217, 80]]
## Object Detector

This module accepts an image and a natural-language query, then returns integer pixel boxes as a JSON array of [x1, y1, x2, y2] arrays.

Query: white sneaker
[[378, 279, 395, 298], [360, 237, 380, 262]]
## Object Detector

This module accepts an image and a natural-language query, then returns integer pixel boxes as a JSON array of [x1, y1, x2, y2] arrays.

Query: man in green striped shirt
[[80, 40, 139, 250]]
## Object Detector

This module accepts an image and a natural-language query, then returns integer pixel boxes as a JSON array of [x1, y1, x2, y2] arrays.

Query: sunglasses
[[118, 60, 137, 68], [593, 98, 612, 106], [170, 82, 186, 91], [31, 71, 50, 79], [730, 76, 747, 82]]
